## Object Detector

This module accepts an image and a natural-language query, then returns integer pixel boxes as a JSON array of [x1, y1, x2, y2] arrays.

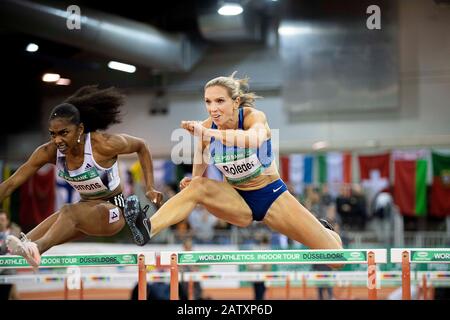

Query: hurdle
[[0, 252, 155, 300], [160, 249, 387, 300], [390, 248, 450, 300]]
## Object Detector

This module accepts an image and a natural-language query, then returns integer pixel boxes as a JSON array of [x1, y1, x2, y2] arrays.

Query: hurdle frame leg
[[402, 251, 411, 300], [138, 254, 147, 300], [80, 279, 84, 300], [368, 251, 377, 300], [422, 274, 427, 300], [302, 274, 307, 299], [170, 253, 179, 300], [64, 278, 68, 300], [348, 282, 352, 300], [285, 275, 291, 300], [188, 275, 194, 300]]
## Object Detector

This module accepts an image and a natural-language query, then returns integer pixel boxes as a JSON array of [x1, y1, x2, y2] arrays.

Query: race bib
[[215, 152, 263, 184], [58, 168, 109, 196]]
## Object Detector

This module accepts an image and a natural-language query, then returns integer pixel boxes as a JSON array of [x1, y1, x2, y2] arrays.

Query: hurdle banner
[[161, 249, 387, 265], [160, 249, 387, 300], [0, 252, 155, 268], [0, 252, 155, 300], [390, 248, 450, 300]]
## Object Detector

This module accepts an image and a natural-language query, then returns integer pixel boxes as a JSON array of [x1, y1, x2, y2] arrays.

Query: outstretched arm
[[181, 110, 270, 149], [0, 144, 54, 202], [99, 134, 163, 206], [179, 119, 210, 189]]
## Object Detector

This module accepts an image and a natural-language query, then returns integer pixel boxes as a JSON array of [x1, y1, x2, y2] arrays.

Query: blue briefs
[[236, 179, 288, 221]]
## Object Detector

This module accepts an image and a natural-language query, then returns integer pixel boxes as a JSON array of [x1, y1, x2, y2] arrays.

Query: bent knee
[[58, 204, 80, 227], [187, 176, 213, 199], [59, 204, 75, 219], [234, 216, 253, 228], [59, 204, 72, 214], [189, 176, 209, 188]]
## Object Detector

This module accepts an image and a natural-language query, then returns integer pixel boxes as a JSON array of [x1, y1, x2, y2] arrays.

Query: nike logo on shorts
[[273, 185, 283, 193]]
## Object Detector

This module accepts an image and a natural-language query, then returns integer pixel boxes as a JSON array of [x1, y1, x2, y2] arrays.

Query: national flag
[[280, 155, 290, 183], [19, 164, 55, 232], [318, 152, 352, 184], [278, 154, 314, 195], [430, 151, 450, 217], [1, 162, 12, 214], [317, 152, 352, 196], [393, 159, 427, 216], [358, 153, 390, 209]]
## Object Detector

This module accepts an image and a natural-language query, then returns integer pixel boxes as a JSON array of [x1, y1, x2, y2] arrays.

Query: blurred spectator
[[179, 238, 208, 300], [0, 211, 21, 255], [0, 211, 21, 299], [214, 219, 232, 244], [150, 184, 177, 243], [161, 184, 177, 201], [368, 191, 394, 244], [351, 184, 367, 230], [168, 184, 193, 243], [332, 220, 350, 248], [336, 185, 353, 230], [171, 219, 192, 243], [372, 191, 393, 220], [434, 288, 450, 300], [304, 186, 320, 217], [387, 285, 419, 300], [247, 235, 271, 300], [240, 221, 272, 246], [317, 184, 335, 221], [320, 184, 334, 207], [312, 262, 334, 300], [0, 284, 19, 300], [285, 181, 301, 201], [1, 211, 21, 276], [130, 281, 170, 300], [188, 205, 217, 244], [312, 220, 348, 300], [336, 184, 367, 231]]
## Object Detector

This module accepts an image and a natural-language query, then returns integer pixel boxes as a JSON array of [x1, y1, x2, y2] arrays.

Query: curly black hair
[[49, 85, 125, 132]]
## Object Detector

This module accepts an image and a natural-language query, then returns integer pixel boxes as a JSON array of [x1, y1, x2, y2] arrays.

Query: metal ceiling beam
[[0, 0, 203, 71]]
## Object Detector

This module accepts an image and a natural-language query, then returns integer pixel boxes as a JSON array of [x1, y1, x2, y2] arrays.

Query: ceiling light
[[42, 73, 60, 82], [26, 43, 39, 52], [56, 78, 71, 86], [278, 25, 313, 36], [218, 3, 244, 16], [312, 141, 329, 150], [108, 61, 136, 73]]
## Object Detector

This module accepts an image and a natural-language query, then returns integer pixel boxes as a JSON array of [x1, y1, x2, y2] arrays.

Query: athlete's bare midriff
[[231, 161, 280, 191]]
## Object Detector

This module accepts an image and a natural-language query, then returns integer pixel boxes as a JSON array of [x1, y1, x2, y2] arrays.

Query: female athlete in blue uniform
[[0, 85, 162, 268], [126, 72, 343, 262]]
